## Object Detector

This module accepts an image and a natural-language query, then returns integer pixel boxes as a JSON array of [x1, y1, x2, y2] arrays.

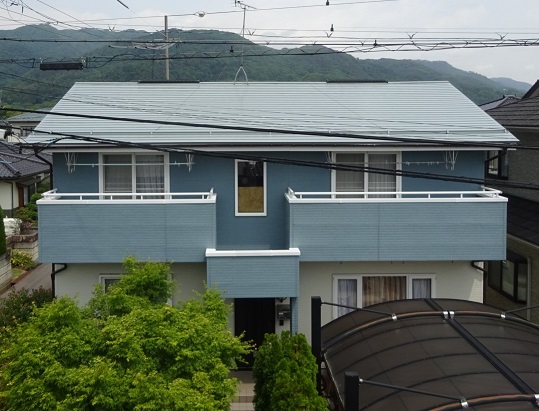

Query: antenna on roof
[[233, 1, 255, 84]]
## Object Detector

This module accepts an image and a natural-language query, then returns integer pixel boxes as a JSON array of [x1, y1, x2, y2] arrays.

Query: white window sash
[[333, 274, 435, 318], [235, 159, 267, 216], [332, 152, 401, 196]]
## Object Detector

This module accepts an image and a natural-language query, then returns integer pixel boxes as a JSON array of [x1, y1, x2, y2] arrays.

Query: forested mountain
[[0, 25, 529, 110]]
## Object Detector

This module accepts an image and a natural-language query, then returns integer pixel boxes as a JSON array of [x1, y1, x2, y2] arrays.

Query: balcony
[[38, 189, 216, 263], [285, 187, 507, 262]]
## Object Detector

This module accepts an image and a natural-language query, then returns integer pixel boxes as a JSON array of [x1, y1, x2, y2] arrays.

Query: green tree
[[0, 258, 250, 411], [253, 332, 327, 411], [0, 287, 54, 340]]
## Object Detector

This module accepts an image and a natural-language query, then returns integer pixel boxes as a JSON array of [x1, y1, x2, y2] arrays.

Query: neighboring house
[[485, 87, 539, 323], [25, 81, 516, 346], [0, 143, 50, 216], [479, 94, 520, 111], [5, 110, 49, 142]]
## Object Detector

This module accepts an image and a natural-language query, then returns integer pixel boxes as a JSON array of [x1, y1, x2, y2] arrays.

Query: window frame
[[485, 150, 508, 180], [331, 151, 402, 195], [99, 152, 170, 197], [332, 273, 435, 318], [488, 252, 528, 303], [235, 159, 267, 217], [99, 274, 122, 292]]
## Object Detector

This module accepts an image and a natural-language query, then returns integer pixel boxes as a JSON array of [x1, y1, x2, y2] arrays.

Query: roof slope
[[487, 96, 539, 128], [0, 143, 50, 179], [7, 109, 49, 124], [27, 81, 517, 147], [479, 95, 520, 111], [322, 298, 539, 410]]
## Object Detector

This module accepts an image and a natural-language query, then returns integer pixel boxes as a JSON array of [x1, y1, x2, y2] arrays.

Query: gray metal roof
[[27, 81, 517, 147], [479, 95, 520, 111], [8, 109, 50, 124]]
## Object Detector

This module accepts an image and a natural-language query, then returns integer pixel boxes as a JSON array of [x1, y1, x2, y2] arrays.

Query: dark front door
[[235, 298, 275, 368]]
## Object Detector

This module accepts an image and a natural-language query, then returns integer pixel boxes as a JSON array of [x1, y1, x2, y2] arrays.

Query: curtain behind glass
[[136, 155, 165, 197], [103, 154, 132, 193], [412, 279, 431, 298], [362, 276, 406, 306], [368, 154, 397, 198], [335, 153, 364, 197], [337, 279, 357, 317]]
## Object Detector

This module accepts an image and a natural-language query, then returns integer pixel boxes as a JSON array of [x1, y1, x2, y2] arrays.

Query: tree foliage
[[0, 258, 250, 411], [253, 332, 327, 411], [0, 286, 54, 339]]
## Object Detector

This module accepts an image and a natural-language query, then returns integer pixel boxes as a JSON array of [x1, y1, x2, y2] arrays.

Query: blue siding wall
[[402, 151, 485, 192], [39, 202, 216, 263], [170, 152, 329, 250], [206, 254, 299, 298], [289, 200, 506, 261], [53, 153, 99, 193], [48, 149, 493, 259]]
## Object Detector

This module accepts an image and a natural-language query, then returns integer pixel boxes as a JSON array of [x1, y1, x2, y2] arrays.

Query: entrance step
[[230, 371, 255, 411]]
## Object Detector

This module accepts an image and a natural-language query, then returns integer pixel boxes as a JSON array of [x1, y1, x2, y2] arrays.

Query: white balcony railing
[[38, 188, 216, 204], [285, 186, 505, 203]]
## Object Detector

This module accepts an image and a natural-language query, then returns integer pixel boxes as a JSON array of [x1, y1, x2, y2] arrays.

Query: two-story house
[[485, 84, 539, 323], [26, 81, 516, 347]]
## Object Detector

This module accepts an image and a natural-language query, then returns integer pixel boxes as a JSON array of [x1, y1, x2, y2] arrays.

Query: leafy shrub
[[14, 193, 42, 224], [0, 258, 250, 410], [0, 287, 54, 336], [253, 332, 327, 411], [10, 249, 37, 270], [0, 206, 6, 255]]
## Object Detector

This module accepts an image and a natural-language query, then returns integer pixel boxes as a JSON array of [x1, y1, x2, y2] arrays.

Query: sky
[[2, 0, 539, 85]]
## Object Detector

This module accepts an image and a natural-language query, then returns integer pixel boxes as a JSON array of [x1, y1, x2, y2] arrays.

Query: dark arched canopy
[[321, 299, 539, 410]]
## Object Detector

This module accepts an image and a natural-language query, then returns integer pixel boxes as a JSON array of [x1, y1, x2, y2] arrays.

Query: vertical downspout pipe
[[312, 296, 322, 394], [50, 263, 67, 297], [33, 149, 53, 188]]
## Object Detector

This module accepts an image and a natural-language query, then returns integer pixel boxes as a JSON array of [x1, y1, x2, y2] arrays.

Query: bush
[[14, 193, 42, 224], [253, 332, 327, 411], [10, 249, 37, 270], [0, 287, 54, 337]]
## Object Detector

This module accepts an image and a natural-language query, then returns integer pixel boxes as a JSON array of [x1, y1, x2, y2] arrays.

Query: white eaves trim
[[205, 248, 301, 258]]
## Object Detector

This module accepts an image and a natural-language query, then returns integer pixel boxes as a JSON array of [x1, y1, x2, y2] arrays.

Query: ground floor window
[[488, 252, 528, 303], [99, 274, 122, 292], [334, 274, 434, 317]]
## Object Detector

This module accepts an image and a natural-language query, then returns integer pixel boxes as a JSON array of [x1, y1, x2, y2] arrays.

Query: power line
[[16, 127, 539, 192], [3, 106, 522, 149]]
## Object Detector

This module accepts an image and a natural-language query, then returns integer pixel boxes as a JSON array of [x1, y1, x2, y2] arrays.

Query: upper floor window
[[486, 150, 508, 179], [333, 152, 399, 197], [235, 160, 266, 216], [334, 274, 433, 318], [488, 252, 527, 303], [101, 153, 166, 198]]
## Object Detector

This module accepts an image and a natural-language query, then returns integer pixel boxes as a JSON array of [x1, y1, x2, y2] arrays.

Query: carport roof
[[322, 298, 539, 410]]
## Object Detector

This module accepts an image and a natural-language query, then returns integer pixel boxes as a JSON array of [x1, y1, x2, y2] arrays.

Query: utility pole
[[164, 15, 170, 80]]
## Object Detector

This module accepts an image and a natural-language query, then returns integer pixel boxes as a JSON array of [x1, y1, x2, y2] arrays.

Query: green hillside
[[0, 25, 527, 110]]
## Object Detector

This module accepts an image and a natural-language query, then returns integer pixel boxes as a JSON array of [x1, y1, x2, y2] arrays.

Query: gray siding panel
[[207, 255, 299, 298], [39, 203, 216, 263], [289, 201, 506, 261]]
